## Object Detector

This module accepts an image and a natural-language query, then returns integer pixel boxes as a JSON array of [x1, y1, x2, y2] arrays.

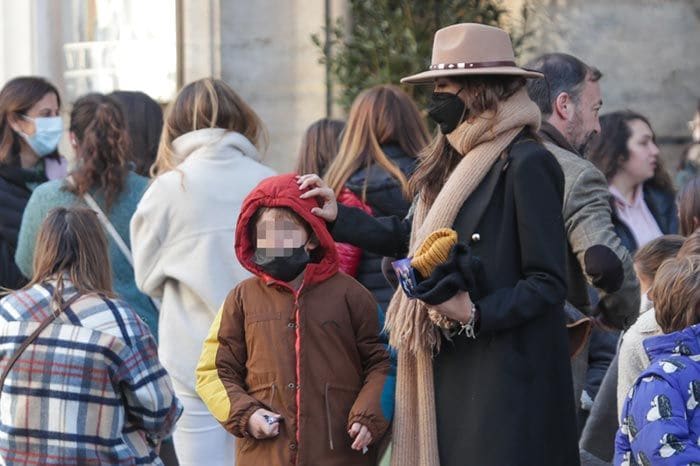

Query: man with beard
[[526, 53, 640, 457]]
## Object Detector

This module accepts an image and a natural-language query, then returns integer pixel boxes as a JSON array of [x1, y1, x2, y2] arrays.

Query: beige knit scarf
[[386, 88, 541, 466]]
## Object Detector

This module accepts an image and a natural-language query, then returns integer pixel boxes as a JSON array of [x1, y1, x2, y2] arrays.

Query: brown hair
[[587, 110, 674, 193], [409, 75, 527, 206], [633, 234, 685, 281], [678, 230, 700, 259], [248, 206, 318, 251], [66, 93, 130, 211], [678, 176, 700, 236], [0, 76, 61, 166], [24, 207, 114, 303], [652, 255, 700, 334], [294, 118, 345, 176], [109, 90, 164, 178], [153, 78, 268, 177], [324, 85, 429, 200], [249, 206, 312, 238]]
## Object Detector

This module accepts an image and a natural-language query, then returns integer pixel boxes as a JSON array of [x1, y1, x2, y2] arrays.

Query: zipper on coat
[[325, 382, 334, 450], [293, 285, 305, 457], [265, 278, 306, 460]]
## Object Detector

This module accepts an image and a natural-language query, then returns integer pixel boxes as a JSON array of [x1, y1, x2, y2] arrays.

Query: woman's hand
[[297, 174, 338, 222], [348, 422, 372, 451], [247, 408, 282, 439], [429, 290, 473, 323]]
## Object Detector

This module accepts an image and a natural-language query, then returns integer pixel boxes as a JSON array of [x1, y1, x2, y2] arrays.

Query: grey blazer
[[544, 140, 640, 329]]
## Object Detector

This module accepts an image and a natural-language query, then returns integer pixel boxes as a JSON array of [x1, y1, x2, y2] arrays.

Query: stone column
[[218, 0, 333, 172]]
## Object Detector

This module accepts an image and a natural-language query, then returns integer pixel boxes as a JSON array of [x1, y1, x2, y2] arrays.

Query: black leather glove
[[584, 245, 624, 293]]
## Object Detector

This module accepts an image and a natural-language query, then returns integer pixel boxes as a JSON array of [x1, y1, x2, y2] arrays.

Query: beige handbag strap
[[78, 189, 160, 311], [0, 293, 83, 392], [82, 192, 134, 266]]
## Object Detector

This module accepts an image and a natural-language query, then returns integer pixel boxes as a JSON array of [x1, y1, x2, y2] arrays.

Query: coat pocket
[[246, 309, 281, 324], [324, 383, 360, 452], [249, 382, 279, 412], [238, 383, 282, 455]]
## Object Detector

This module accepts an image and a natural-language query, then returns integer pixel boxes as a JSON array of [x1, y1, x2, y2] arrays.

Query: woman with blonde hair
[[130, 78, 275, 465], [0, 207, 180, 465], [300, 23, 577, 466], [324, 85, 428, 305]]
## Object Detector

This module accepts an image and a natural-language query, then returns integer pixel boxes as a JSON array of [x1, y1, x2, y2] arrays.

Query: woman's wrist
[[450, 300, 479, 338]]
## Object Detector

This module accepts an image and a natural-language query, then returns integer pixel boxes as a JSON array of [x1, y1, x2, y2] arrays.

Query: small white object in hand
[[362, 447, 368, 455]]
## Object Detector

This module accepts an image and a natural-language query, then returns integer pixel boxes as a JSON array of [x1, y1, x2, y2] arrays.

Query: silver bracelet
[[457, 303, 477, 338]]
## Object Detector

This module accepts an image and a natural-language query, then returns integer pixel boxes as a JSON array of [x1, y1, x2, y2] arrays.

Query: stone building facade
[[1, 0, 698, 173]]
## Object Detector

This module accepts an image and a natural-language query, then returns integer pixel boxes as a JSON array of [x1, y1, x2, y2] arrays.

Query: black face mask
[[253, 245, 311, 282], [427, 88, 466, 134]]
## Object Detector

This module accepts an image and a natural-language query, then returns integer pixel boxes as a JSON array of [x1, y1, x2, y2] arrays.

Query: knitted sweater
[[14, 172, 158, 337], [617, 305, 662, 417]]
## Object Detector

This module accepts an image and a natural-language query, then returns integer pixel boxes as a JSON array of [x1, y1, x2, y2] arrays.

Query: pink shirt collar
[[609, 184, 663, 249]]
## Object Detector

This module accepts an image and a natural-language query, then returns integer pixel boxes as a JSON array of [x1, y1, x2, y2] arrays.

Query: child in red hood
[[196, 173, 394, 466]]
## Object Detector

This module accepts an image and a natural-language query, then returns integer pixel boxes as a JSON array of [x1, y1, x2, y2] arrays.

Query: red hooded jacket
[[196, 174, 393, 466]]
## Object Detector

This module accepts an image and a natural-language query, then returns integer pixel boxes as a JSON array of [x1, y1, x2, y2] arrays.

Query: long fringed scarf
[[386, 88, 541, 466]]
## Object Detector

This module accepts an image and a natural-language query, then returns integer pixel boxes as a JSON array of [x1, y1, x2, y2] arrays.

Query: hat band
[[429, 60, 516, 71]]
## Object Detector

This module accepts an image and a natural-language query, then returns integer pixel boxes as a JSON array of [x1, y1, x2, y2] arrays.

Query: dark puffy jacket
[[336, 188, 372, 277], [345, 144, 416, 311], [0, 166, 45, 289], [611, 183, 678, 255]]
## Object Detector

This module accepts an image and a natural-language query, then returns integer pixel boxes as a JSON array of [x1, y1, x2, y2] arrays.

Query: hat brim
[[400, 66, 544, 84]]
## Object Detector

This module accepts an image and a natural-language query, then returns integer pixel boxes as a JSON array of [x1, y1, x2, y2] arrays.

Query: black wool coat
[[0, 166, 43, 289], [332, 135, 580, 466], [345, 144, 416, 311]]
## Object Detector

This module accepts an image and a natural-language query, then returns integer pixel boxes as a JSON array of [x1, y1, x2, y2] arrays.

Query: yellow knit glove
[[410, 228, 458, 278]]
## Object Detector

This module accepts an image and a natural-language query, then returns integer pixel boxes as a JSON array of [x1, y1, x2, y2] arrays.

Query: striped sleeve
[[195, 289, 262, 437], [115, 331, 182, 441]]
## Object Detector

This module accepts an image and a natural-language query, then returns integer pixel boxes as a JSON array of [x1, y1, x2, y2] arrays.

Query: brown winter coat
[[196, 174, 393, 466]]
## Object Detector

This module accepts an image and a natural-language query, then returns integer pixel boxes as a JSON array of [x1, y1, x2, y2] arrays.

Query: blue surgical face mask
[[19, 115, 63, 157]]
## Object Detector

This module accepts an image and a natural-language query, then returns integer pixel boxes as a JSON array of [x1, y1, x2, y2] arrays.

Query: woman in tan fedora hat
[[298, 23, 579, 466]]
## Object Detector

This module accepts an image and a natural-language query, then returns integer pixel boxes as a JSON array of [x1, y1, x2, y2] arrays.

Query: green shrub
[[313, 0, 534, 112]]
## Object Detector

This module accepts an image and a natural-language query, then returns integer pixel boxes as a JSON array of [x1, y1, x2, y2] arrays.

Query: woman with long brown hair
[[323, 85, 428, 307], [0, 207, 180, 465], [678, 175, 700, 236], [588, 110, 678, 254], [0, 76, 67, 289], [294, 117, 345, 176], [299, 23, 577, 466], [130, 77, 275, 465], [15, 93, 158, 338]]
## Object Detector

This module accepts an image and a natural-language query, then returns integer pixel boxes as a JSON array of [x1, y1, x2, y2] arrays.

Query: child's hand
[[247, 408, 282, 439], [348, 422, 372, 451]]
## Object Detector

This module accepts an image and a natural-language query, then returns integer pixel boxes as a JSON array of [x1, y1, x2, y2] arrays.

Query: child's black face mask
[[253, 241, 311, 282]]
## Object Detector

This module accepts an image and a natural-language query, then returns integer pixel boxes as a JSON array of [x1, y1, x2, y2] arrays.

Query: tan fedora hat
[[401, 23, 543, 84]]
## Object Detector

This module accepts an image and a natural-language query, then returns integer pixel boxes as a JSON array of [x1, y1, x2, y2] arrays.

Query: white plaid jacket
[[0, 281, 182, 465]]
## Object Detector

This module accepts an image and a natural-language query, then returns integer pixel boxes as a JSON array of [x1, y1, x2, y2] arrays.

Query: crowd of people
[[0, 21, 699, 466]]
